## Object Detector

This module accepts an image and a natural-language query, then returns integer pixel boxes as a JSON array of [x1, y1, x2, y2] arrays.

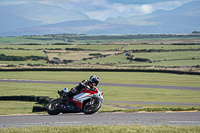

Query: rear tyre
[[83, 98, 101, 115], [47, 98, 61, 115]]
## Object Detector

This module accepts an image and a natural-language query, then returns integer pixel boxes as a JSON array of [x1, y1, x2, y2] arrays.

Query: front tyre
[[47, 98, 61, 115], [83, 98, 101, 115]]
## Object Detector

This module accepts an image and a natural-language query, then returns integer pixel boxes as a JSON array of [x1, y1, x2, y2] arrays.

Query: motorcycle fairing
[[72, 92, 94, 109]]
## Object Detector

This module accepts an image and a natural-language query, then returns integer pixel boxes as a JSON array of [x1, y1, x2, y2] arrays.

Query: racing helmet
[[89, 75, 99, 86]]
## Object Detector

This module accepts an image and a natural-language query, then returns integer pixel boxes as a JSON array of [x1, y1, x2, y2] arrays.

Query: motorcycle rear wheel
[[83, 98, 101, 114], [47, 98, 62, 115]]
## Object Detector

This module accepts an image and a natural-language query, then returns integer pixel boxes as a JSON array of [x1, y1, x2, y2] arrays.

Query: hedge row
[[0, 54, 47, 61]]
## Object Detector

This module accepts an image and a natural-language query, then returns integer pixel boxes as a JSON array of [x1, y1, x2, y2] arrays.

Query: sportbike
[[47, 87, 103, 115]]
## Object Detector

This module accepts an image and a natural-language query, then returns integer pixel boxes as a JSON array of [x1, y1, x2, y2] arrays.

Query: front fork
[[89, 98, 97, 105]]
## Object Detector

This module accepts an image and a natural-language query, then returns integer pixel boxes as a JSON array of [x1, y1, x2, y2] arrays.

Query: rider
[[59, 75, 100, 100]]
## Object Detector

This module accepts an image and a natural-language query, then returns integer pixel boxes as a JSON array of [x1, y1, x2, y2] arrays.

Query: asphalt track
[[1, 112, 200, 127]]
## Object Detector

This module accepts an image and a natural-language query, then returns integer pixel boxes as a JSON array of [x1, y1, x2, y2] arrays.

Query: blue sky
[[0, 0, 198, 20]]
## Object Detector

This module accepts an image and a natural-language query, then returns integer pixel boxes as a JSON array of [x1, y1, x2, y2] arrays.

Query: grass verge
[[99, 106, 200, 113], [0, 101, 41, 115], [0, 125, 200, 133]]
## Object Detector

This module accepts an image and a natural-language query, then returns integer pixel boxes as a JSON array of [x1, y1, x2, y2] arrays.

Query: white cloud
[[85, 4, 155, 20], [141, 4, 154, 14]]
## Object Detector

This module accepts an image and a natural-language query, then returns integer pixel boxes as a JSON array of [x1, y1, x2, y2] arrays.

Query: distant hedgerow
[[0, 54, 47, 61]]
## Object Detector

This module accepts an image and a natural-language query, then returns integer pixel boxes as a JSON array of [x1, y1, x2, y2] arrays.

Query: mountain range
[[0, 1, 200, 37]]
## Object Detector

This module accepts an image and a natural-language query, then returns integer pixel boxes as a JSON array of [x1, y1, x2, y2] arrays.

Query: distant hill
[[0, 1, 200, 36], [0, 2, 89, 35], [0, 20, 114, 36], [8, 2, 90, 24], [0, 8, 41, 33]]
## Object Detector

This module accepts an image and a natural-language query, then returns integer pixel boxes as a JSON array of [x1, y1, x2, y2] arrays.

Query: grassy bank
[[1, 125, 200, 133]]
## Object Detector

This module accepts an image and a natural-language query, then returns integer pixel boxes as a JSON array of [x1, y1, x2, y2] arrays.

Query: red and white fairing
[[71, 87, 103, 109]]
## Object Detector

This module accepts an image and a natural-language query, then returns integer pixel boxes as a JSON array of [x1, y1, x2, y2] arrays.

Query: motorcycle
[[47, 87, 103, 115]]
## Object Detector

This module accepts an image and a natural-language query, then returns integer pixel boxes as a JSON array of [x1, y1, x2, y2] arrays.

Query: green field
[[0, 44, 71, 50], [0, 60, 48, 65], [0, 47, 199, 68], [119, 60, 200, 66], [74, 44, 124, 50], [0, 37, 67, 44], [0, 49, 45, 57], [2, 44, 198, 51], [0, 71, 200, 86], [75, 51, 200, 66], [1, 34, 199, 44], [124, 44, 200, 50]]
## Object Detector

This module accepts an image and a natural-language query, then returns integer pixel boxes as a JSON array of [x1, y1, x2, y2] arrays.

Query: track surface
[[0, 79, 200, 91], [1, 112, 200, 128]]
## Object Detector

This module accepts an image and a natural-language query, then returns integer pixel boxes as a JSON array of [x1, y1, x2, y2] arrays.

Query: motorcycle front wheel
[[47, 98, 62, 115], [83, 98, 101, 114]]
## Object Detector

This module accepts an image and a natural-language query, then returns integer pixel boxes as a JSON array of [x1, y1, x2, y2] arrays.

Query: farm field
[[118, 60, 200, 67], [74, 51, 200, 64], [46, 50, 121, 61], [0, 34, 199, 72], [123, 44, 200, 50], [0, 44, 71, 50], [0, 49, 45, 57], [0, 36, 67, 44], [1, 44, 199, 51], [1, 34, 200, 44]]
